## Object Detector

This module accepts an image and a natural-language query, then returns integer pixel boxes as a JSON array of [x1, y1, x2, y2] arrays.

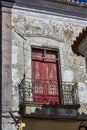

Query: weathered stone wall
[[1, 6, 14, 130], [12, 9, 87, 113]]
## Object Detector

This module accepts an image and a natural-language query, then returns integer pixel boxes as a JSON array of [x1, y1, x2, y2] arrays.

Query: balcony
[[18, 77, 79, 105], [18, 77, 80, 118]]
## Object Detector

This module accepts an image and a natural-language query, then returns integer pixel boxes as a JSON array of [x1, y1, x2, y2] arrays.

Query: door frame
[[31, 45, 62, 104]]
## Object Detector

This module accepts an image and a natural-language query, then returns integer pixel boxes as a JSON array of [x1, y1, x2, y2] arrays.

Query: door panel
[[32, 48, 60, 104]]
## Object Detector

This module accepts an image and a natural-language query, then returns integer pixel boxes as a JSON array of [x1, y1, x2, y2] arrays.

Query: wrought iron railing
[[62, 82, 79, 105], [18, 77, 79, 105]]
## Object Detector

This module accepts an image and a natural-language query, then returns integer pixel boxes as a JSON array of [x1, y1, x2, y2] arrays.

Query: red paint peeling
[[32, 48, 60, 104]]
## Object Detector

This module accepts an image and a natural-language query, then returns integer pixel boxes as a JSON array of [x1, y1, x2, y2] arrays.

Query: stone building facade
[[0, 0, 87, 130]]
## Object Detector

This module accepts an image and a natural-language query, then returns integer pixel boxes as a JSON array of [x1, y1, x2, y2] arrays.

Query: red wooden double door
[[32, 47, 61, 104]]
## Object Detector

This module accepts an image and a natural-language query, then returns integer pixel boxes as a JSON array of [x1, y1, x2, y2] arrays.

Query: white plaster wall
[[12, 8, 87, 113]]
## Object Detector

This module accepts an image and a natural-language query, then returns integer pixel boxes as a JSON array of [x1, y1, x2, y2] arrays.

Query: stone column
[[0, 1, 14, 130]]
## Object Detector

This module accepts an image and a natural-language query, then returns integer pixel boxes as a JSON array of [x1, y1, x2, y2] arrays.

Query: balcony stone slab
[[19, 102, 80, 119]]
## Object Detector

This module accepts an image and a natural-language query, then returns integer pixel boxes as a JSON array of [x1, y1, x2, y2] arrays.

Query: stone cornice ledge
[[45, 0, 87, 7], [0, 0, 15, 8], [14, 0, 87, 19]]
